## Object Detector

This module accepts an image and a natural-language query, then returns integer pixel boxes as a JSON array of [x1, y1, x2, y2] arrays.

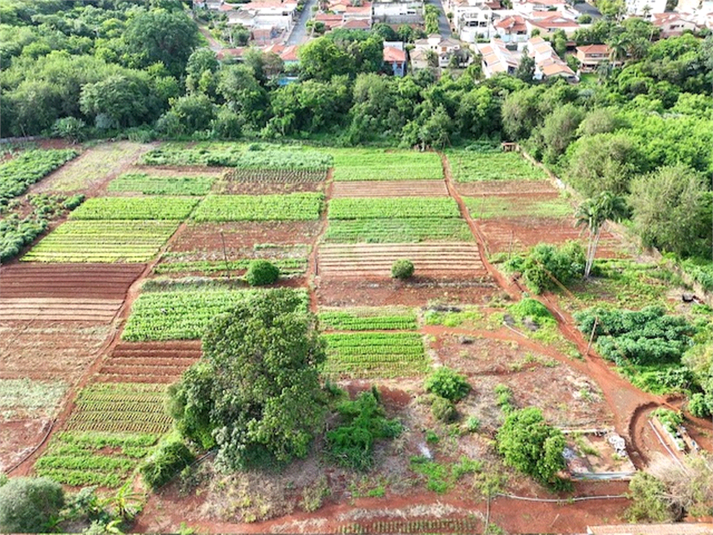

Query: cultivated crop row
[[229, 149, 332, 171], [222, 168, 327, 184], [192, 193, 324, 222], [319, 307, 418, 331], [108, 173, 216, 196], [329, 197, 460, 220], [321, 333, 429, 378], [70, 196, 199, 220], [122, 287, 309, 341], [139, 142, 244, 166], [323, 218, 473, 243], [22, 220, 179, 263], [464, 195, 572, 219], [448, 150, 547, 182], [340, 517, 483, 534], [0, 149, 77, 208], [154, 257, 308, 276], [34, 431, 158, 489], [330, 149, 443, 181]]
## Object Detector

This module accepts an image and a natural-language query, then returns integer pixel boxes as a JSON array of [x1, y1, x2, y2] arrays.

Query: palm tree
[[608, 35, 627, 64], [576, 191, 628, 278]]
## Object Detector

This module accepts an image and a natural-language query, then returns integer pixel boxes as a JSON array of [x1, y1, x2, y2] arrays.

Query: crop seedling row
[[192, 193, 323, 222], [329, 198, 460, 220], [70, 196, 199, 220], [323, 218, 473, 243], [0, 149, 76, 209]]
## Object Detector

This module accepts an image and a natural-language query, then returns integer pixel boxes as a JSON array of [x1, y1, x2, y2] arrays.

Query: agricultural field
[[21, 220, 180, 262], [330, 149, 443, 181], [122, 287, 308, 341], [318, 307, 418, 331], [328, 197, 460, 220], [38, 142, 147, 192], [139, 142, 244, 166], [35, 431, 158, 489], [69, 196, 199, 220], [0, 378, 68, 420], [107, 173, 216, 196], [96, 341, 202, 384], [447, 150, 547, 182], [464, 195, 572, 219], [154, 257, 307, 277], [322, 332, 429, 378], [323, 218, 473, 243], [331, 180, 448, 198], [192, 193, 324, 222], [0, 149, 77, 208], [222, 168, 327, 184]]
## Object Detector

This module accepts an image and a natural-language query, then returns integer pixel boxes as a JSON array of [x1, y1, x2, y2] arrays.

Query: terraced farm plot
[[122, 287, 308, 341], [454, 179, 558, 197], [323, 218, 473, 243], [108, 173, 215, 195], [64, 382, 172, 435], [0, 323, 111, 381], [448, 150, 547, 182], [22, 220, 179, 263], [330, 149, 443, 181], [319, 307, 418, 331], [35, 431, 158, 489], [0, 297, 123, 322], [0, 263, 144, 299], [331, 180, 448, 197], [96, 341, 202, 384], [70, 196, 199, 220], [464, 195, 572, 219], [318, 243, 486, 278], [0, 378, 68, 420], [222, 168, 327, 184], [329, 197, 460, 220], [39, 142, 147, 192], [322, 332, 429, 378], [154, 256, 307, 277], [0, 149, 77, 206], [193, 193, 323, 222]]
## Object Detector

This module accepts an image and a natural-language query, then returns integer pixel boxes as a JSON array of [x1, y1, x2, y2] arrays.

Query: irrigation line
[[648, 420, 686, 470], [494, 493, 627, 503]]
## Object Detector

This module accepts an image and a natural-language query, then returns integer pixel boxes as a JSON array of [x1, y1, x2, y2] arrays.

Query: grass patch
[[409, 456, 482, 494], [323, 218, 472, 243], [423, 306, 485, 328], [192, 193, 323, 221], [464, 195, 572, 219], [448, 150, 547, 182]]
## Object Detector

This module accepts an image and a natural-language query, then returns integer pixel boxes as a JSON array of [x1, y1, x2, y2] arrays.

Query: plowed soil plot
[[96, 341, 202, 384], [0, 323, 111, 381], [0, 419, 49, 472], [317, 279, 499, 307], [478, 217, 624, 257], [169, 221, 321, 253], [0, 263, 144, 299], [318, 243, 487, 278], [332, 180, 448, 198], [0, 298, 123, 322]]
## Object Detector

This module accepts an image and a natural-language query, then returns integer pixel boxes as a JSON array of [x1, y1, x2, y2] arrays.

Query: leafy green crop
[[323, 218, 472, 243], [448, 150, 547, 182], [329, 197, 460, 220], [70, 196, 199, 220], [330, 149, 443, 181], [319, 307, 417, 331], [0, 149, 76, 209], [193, 193, 323, 221], [464, 195, 572, 219]]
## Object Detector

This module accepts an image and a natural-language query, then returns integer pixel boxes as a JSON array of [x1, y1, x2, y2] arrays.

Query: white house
[[373, 0, 424, 23], [228, 1, 299, 33], [413, 34, 467, 67], [447, 0, 497, 42], [477, 38, 520, 76], [527, 36, 576, 81], [491, 14, 528, 43], [625, 0, 667, 15]]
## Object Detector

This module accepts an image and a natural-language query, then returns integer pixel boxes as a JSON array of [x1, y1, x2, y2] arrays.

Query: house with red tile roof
[[575, 44, 613, 73], [383, 43, 407, 76], [651, 12, 699, 37], [525, 13, 580, 35], [492, 14, 528, 43]]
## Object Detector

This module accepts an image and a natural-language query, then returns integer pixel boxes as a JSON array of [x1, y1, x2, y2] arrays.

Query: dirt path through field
[[307, 169, 333, 314]]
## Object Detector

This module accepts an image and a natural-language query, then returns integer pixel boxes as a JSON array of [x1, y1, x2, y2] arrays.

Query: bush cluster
[[424, 367, 472, 423], [141, 439, 195, 491], [391, 259, 415, 280], [245, 259, 280, 286], [505, 242, 585, 294]]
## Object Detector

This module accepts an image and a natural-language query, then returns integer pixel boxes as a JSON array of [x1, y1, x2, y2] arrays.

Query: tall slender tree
[[576, 191, 628, 278]]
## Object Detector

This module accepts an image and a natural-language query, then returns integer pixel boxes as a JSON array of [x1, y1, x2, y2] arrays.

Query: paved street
[[287, 0, 318, 45], [427, 0, 452, 38]]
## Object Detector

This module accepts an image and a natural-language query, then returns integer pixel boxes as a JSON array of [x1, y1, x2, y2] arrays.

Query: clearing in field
[[322, 332, 429, 378], [464, 194, 572, 219], [447, 150, 547, 182], [69, 196, 199, 220], [331, 180, 448, 198], [323, 218, 473, 243], [107, 173, 216, 196], [328, 197, 460, 220], [122, 287, 308, 341], [192, 193, 323, 222], [318, 306, 418, 331], [38, 142, 147, 192], [0, 378, 68, 421], [21, 220, 180, 263], [318, 243, 487, 278], [35, 431, 159, 489], [330, 149, 443, 181], [0, 297, 123, 322], [96, 341, 202, 384]]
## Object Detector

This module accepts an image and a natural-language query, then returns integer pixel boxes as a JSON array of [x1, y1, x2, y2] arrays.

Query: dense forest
[[1, 0, 712, 260]]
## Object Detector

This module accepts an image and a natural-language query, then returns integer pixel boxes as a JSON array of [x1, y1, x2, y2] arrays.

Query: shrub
[[0, 477, 65, 533], [494, 384, 514, 413], [688, 393, 711, 418], [245, 259, 280, 286], [141, 439, 195, 491], [424, 367, 471, 402], [505, 242, 585, 294], [626, 472, 676, 523], [465, 416, 481, 433], [431, 396, 457, 422], [391, 259, 414, 280], [509, 298, 552, 320]]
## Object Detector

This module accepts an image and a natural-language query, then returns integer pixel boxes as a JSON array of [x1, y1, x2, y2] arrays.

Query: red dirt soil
[[453, 179, 562, 196], [332, 180, 448, 197], [95, 341, 202, 384]]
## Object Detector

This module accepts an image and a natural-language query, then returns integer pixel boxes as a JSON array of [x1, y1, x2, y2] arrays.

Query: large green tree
[[168, 289, 326, 471], [0, 477, 65, 533]]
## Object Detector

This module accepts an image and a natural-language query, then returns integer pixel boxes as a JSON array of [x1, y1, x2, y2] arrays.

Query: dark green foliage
[[391, 259, 414, 280], [574, 306, 695, 366], [326, 388, 402, 471], [688, 393, 712, 418], [505, 242, 585, 294], [0, 477, 65, 533], [170, 289, 325, 472], [141, 440, 195, 490], [245, 260, 280, 286], [431, 396, 457, 423], [508, 298, 553, 321], [0, 150, 76, 208], [497, 408, 567, 487], [424, 367, 471, 402]]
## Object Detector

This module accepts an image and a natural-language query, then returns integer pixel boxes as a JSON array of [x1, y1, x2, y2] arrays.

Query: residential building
[[527, 36, 576, 81], [263, 43, 301, 68], [492, 14, 528, 43], [575, 44, 615, 73], [409, 47, 432, 69], [373, 0, 424, 24], [651, 12, 699, 36], [315, 0, 373, 30], [513, 0, 567, 16], [625, 0, 666, 15], [447, 0, 496, 42], [413, 34, 466, 67], [227, 1, 300, 36], [383, 43, 407, 75], [477, 38, 520, 76], [525, 13, 580, 35]]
